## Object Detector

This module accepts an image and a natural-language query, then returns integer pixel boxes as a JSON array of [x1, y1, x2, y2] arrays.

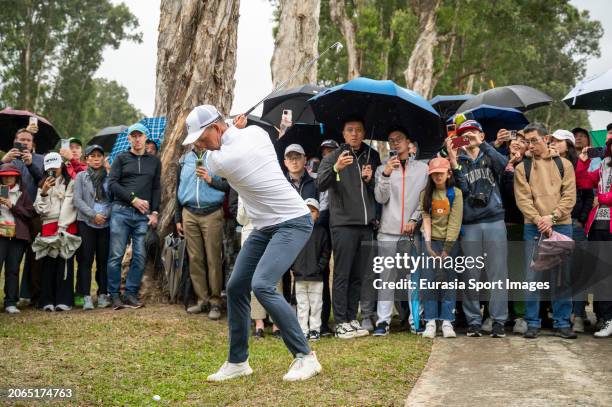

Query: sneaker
[[595, 319, 604, 331], [594, 319, 612, 338], [554, 327, 577, 339], [422, 320, 437, 339], [349, 320, 369, 337], [5, 305, 20, 314], [55, 304, 71, 312], [187, 303, 205, 314], [335, 322, 356, 339], [17, 298, 31, 308], [282, 352, 322, 381], [123, 294, 144, 309], [208, 305, 221, 320], [253, 328, 265, 339], [111, 295, 124, 310], [441, 321, 456, 338], [361, 317, 374, 332], [42, 304, 54, 312], [523, 327, 539, 339], [491, 322, 506, 338], [373, 321, 390, 337], [74, 295, 84, 307], [466, 325, 482, 337], [207, 360, 253, 382], [308, 331, 320, 341], [513, 318, 528, 334], [97, 294, 111, 309], [320, 325, 333, 338], [481, 318, 493, 333], [572, 316, 585, 333], [83, 296, 94, 310]]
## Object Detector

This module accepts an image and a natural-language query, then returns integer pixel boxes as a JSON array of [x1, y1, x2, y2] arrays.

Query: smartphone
[[46, 170, 56, 179], [0, 185, 8, 199], [446, 124, 457, 138], [13, 142, 25, 152], [587, 147, 605, 159], [195, 159, 203, 168], [509, 130, 518, 140], [29, 116, 38, 126], [282, 109, 292, 123], [389, 149, 398, 158], [451, 135, 470, 149], [61, 139, 70, 150]]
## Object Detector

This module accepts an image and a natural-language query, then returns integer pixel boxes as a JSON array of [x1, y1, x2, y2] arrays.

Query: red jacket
[[66, 158, 88, 179], [576, 159, 612, 236]]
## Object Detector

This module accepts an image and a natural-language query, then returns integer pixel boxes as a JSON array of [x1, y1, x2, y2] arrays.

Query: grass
[[0, 304, 431, 406]]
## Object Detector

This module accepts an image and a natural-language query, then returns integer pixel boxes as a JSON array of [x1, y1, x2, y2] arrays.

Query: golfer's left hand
[[233, 114, 247, 129]]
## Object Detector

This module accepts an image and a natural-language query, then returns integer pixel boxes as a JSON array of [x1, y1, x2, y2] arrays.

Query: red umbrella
[[0, 108, 60, 154]]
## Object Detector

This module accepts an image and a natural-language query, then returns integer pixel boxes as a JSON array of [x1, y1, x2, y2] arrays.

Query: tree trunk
[[404, 0, 441, 98], [270, 0, 320, 87], [329, 0, 360, 79]]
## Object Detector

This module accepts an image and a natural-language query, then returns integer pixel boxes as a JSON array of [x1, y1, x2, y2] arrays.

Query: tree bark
[[329, 0, 360, 79], [270, 0, 320, 87], [404, 0, 442, 98]]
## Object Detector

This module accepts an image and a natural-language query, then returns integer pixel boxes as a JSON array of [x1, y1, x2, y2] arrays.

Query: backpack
[[523, 156, 564, 183]]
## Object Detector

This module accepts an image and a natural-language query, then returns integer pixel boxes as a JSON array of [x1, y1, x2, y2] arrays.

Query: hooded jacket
[[576, 157, 612, 235], [453, 141, 507, 225], [34, 176, 78, 236], [316, 143, 381, 228], [514, 148, 576, 225], [292, 223, 331, 281], [374, 158, 428, 235], [0, 164, 36, 242]]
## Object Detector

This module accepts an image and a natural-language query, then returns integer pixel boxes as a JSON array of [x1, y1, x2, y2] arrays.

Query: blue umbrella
[[448, 104, 528, 143], [308, 77, 442, 157]]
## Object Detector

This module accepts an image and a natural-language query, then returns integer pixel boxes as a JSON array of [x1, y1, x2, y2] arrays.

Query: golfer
[[182, 105, 322, 382]]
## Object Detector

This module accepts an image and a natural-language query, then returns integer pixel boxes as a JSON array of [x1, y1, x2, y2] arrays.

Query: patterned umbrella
[[109, 117, 166, 163]]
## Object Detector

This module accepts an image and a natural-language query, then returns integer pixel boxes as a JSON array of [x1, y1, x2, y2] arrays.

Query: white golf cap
[[551, 129, 575, 146], [44, 152, 62, 171], [183, 105, 222, 146], [284, 144, 305, 157], [304, 198, 319, 211]]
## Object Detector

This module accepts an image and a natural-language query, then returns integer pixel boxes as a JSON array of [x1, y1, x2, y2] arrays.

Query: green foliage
[[0, 0, 142, 138]]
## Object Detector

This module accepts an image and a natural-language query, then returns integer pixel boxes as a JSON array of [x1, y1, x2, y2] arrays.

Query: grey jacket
[[73, 170, 111, 228], [375, 158, 429, 235]]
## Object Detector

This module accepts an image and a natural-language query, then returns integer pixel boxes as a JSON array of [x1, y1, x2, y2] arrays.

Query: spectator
[[514, 123, 577, 339], [317, 117, 381, 338], [576, 129, 612, 338], [447, 120, 509, 338], [107, 123, 161, 310], [293, 198, 331, 341], [175, 133, 229, 319], [419, 158, 463, 338], [33, 153, 79, 311], [72, 145, 112, 310], [146, 140, 159, 156], [60, 137, 87, 179], [373, 129, 428, 336], [0, 164, 36, 314]]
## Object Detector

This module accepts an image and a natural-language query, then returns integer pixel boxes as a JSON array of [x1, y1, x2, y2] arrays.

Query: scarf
[[88, 166, 107, 202]]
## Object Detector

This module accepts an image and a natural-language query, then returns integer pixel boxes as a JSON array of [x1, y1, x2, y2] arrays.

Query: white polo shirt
[[206, 125, 309, 229]]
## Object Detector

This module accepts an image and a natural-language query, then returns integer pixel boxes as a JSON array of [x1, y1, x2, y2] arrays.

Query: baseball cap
[[456, 120, 483, 136], [320, 139, 339, 149], [284, 144, 305, 157], [304, 198, 320, 211], [0, 163, 21, 177], [183, 105, 222, 146], [428, 157, 451, 174], [44, 152, 62, 171], [551, 129, 575, 146], [85, 144, 105, 157], [68, 137, 82, 146], [127, 123, 150, 137], [571, 127, 590, 138]]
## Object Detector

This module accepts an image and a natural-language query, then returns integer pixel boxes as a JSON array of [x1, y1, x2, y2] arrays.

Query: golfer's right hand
[[233, 114, 247, 129], [335, 151, 353, 171]]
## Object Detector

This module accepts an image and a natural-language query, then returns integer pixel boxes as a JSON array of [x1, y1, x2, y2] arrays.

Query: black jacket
[[109, 151, 161, 211], [292, 224, 331, 281], [286, 171, 318, 201], [501, 165, 524, 224], [573, 187, 595, 224], [316, 143, 381, 228]]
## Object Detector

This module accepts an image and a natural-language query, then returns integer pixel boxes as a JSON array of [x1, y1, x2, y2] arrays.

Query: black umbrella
[[246, 115, 279, 142], [429, 94, 474, 120], [87, 125, 127, 153], [274, 124, 343, 164], [261, 84, 325, 127], [0, 108, 60, 154], [457, 85, 553, 113]]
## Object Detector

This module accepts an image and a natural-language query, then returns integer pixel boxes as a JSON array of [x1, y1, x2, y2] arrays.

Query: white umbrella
[[563, 67, 612, 111], [32, 232, 82, 260]]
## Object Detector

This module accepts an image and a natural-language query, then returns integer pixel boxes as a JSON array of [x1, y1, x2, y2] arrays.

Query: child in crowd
[[0, 164, 36, 314], [73, 145, 112, 309], [419, 157, 463, 339], [293, 198, 331, 341], [33, 153, 80, 311]]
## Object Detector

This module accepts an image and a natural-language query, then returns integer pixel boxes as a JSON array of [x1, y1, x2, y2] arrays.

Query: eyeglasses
[[525, 138, 543, 145], [388, 137, 405, 145], [285, 155, 304, 162]]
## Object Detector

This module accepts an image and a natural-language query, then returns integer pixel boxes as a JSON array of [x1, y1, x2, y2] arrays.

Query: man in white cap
[[182, 105, 321, 382]]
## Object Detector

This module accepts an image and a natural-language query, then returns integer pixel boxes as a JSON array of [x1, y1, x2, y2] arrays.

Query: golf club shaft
[[244, 41, 342, 117]]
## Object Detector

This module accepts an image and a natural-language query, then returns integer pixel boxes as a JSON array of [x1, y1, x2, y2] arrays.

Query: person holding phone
[[175, 130, 229, 318], [59, 138, 88, 179], [0, 164, 36, 314], [72, 145, 112, 310]]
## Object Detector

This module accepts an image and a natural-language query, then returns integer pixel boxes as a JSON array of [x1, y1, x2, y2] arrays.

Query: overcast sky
[[96, 0, 612, 129]]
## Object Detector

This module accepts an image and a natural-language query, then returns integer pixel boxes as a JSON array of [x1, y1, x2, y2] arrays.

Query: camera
[[468, 193, 489, 208]]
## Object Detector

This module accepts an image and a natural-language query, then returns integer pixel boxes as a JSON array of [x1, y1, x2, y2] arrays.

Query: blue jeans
[[524, 223, 573, 329], [106, 204, 149, 296], [422, 240, 457, 322], [227, 214, 313, 363]]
